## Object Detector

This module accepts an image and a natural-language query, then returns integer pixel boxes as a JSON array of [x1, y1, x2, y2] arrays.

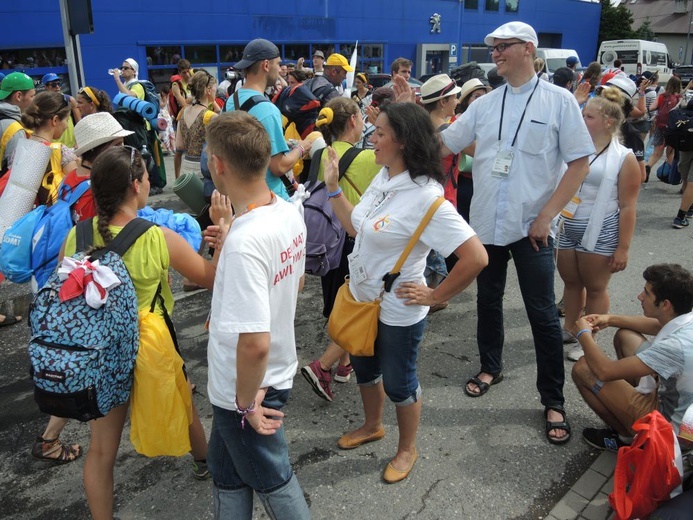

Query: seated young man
[[570, 263, 693, 452]]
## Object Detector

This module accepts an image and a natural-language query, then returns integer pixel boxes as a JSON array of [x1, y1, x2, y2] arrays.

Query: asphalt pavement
[[0, 156, 691, 519]]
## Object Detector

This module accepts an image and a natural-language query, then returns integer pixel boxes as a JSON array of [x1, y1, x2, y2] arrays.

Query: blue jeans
[[476, 237, 564, 409], [351, 319, 426, 405], [207, 388, 310, 520]]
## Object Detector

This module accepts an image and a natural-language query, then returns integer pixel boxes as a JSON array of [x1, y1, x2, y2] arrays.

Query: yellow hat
[[326, 53, 354, 72]]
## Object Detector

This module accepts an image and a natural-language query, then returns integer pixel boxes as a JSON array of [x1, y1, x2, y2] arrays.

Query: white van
[[535, 48, 581, 77], [598, 39, 672, 84]]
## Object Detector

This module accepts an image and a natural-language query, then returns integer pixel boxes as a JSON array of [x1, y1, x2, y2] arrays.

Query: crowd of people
[[0, 20, 692, 520]]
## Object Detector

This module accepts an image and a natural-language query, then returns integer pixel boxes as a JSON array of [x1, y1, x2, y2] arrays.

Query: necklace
[[31, 134, 52, 143], [233, 192, 276, 221]]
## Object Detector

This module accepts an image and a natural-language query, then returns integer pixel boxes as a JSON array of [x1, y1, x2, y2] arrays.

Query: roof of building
[[621, 0, 693, 34]]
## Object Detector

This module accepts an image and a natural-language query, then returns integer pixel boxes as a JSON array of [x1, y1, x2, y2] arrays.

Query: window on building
[[506, 0, 519, 13], [486, 0, 500, 11], [219, 45, 245, 65], [146, 46, 182, 67], [183, 45, 217, 64], [465, 0, 479, 9], [284, 44, 310, 61], [0, 47, 67, 70], [361, 44, 384, 74], [463, 45, 492, 64]]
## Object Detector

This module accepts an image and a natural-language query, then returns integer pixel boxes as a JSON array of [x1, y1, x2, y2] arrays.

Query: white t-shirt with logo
[[207, 199, 306, 411], [349, 169, 476, 327]]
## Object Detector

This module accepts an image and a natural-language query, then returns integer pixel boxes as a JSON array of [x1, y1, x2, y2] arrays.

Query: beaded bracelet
[[296, 144, 306, 156], [327, 187, 343, 198], [235, 397, 257, 429], [575, 328, 592, 340]]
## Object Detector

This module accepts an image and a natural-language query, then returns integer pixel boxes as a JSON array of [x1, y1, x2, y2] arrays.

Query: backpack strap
[[337, 147, 364, 196], [75, 218, 94, 253], [0, 121, 27, 160], [85, 218, 155, 261], [59, 179, 91, 206], [306, 148, 325, 185]]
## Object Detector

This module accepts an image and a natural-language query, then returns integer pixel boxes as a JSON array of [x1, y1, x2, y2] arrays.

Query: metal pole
[[58, 0, 85, 94], [686, 0, 693, 65]]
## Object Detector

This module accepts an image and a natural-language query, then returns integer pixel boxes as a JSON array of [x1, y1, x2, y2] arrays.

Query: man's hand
[[528, 214, 552, 251], [244, 403, 284, 435], [574, 82, 590, 106], [583, 313, 611, 333]]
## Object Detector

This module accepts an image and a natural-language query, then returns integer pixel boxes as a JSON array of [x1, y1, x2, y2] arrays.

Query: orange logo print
[[373, 215, 391, 232]]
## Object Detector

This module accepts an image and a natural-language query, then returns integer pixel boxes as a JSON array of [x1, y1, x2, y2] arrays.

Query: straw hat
[[458, 79, 491, 102], [74, 112, 133, 156], [420, 74, 462, 104]]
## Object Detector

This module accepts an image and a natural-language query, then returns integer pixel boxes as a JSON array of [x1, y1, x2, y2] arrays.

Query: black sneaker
[[582, 427, 628, 452]]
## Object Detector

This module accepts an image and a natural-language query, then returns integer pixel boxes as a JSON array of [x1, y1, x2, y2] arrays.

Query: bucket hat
[[74, 112, 133, 156]]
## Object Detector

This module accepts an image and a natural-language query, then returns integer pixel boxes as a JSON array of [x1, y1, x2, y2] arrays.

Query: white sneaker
[[562, 330, 577, 344], [567, 344, 584, 361]]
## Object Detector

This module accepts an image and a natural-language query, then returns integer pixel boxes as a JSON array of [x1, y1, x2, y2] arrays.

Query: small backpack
[[609, 410, 684, 520], [656, 94, 681, 129], [132, 80, 160, 119], [656, 150, 682, 185], [274, 84, 321, 138], [303, 147, 363, 276], [28, 218, 154, 422], [665, 107, 693, 151], [303, 76, 339, 107], [0, 205, 46, 283]]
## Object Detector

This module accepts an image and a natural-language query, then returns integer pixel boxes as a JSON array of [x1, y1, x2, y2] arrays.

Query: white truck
[[598, 39, 672, 84], [535, 48, 581, 78]]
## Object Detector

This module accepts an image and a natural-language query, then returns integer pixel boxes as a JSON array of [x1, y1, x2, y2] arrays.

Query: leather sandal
[[383, 449, 418, 484], [464, 371, 504, 397], [545, 407, 572, 445], [31, 436, 83, 464]]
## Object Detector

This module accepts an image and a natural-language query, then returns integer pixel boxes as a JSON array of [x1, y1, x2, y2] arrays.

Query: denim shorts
[[208, 388, 294, 492], [350, 318, 426, 406]]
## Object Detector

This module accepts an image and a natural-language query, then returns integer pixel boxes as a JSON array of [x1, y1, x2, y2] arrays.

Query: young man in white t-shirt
[[204, 111, 309, 520], [570, 263, 693, 452]]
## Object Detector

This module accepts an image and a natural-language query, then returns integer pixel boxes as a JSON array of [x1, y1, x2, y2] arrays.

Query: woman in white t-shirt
[[323, 102, 488, 483], [557, 88, 641, 362]]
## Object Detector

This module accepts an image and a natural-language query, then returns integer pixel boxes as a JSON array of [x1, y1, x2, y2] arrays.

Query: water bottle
[[108, 68, 121, 76]]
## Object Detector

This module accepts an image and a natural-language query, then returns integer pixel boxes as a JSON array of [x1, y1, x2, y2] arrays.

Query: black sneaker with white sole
[[582, 427, 629, 453]]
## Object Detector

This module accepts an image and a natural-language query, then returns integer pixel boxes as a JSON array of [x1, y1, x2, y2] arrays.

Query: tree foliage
[[598, 0, 636, 47], [635, 19, 656, 41]]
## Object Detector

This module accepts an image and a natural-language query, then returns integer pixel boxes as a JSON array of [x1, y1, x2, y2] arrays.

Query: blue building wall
[[1, 0, 601, 96]]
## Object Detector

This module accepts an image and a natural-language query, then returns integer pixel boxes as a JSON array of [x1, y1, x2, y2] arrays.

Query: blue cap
[[566, 56, 579, 67], [0, 73, 5, 82], [41, 73, 60, 84]]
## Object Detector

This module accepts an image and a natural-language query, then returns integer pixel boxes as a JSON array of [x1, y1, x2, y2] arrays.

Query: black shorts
[[320, 236, 355, 318], [622, 131, 644, 162]]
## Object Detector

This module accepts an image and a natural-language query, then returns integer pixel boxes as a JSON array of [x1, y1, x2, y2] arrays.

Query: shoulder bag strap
[[338, 147, 364, 196], [90, 218, 155, 261], [306, 147, 325, 185], [382, 196, 445, 292]]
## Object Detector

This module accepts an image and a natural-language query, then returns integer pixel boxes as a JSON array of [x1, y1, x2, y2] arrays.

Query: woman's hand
[[609, 246, 628, 273], [204, 217, 230, 251], [323, 146, 340, 191], [394, 281, 437, 306], [365, 105, 380, 125], [209, 190, 232, 226], [392, 75, 416, 103]]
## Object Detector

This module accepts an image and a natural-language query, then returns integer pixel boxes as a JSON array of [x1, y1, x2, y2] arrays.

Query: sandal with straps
[[31, 436, 83, 464], [544, 407, 572, 445]]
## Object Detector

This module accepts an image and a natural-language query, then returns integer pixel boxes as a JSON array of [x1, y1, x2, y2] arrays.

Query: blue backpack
[[29, 218, 154, 422], [0, 206, 46, 283], [32, 180, 92, 289], [0, 180, 90, 286]]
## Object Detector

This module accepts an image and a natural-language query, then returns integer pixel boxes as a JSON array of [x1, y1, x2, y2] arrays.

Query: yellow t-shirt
[[64, 219, 174, 315], [316, 141, 380, 205], [128, 83, 151, 131]]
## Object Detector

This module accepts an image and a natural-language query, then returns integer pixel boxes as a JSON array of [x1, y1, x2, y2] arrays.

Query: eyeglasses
[[120, 66, 133, 71], [490, 41, 525, 53], [46, 81, 61, 88]]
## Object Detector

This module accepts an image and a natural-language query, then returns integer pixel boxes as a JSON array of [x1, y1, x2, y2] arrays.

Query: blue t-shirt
[[225, 89, 290, 200]]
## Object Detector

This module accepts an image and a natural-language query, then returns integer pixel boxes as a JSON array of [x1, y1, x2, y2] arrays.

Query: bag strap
[[382, 197, 445, 292], [75, 218, 94, 253], [305, 146, 363, 194], [83, 218, 155, 260], [59, 179, 91, 205], [0, 121, 26, 159]]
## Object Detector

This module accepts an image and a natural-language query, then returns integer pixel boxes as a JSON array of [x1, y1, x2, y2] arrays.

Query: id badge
[[560, 195, 582, 219], [348, 252, 368, 284], [492, 150, 513, 178]]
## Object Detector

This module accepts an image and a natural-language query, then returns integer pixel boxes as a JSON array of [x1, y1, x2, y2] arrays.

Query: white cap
[[484, 22, 538, 47], [606, 74, 637, 99]]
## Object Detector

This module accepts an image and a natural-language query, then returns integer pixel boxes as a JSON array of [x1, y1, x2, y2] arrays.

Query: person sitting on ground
[[570, 263, 693, 452], [75, 86, 113, 117]]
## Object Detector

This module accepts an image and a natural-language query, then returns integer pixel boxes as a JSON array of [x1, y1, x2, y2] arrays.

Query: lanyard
[[498, 77, 541, 147], [578, 142, 610, 194]]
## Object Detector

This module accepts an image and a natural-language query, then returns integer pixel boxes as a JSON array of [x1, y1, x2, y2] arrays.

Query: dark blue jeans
[[476, 237, 564, 409]]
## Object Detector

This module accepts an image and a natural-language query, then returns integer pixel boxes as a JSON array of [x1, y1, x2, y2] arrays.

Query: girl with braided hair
[[60, 146, 227, 519]]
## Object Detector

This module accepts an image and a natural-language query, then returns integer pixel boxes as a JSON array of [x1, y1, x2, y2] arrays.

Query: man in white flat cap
[[440, 21, 595, 444]]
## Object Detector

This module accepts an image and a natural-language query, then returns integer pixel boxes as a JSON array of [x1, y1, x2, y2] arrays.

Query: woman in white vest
[[558, 87, 641, 361]]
